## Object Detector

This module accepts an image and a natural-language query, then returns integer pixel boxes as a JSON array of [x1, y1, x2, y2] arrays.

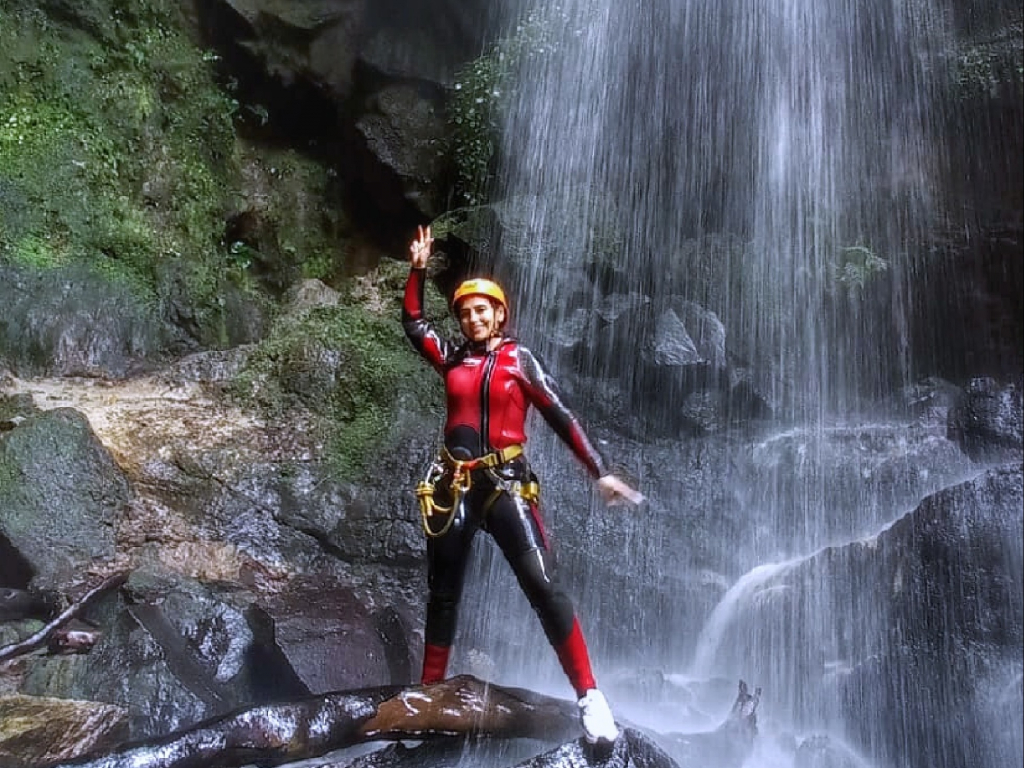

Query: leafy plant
[[448, 6, 565, 205], [832, 244, 888, 291]]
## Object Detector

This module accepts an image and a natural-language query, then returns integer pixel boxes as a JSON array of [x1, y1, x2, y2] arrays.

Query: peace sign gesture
[[410, 225, 433, 269]]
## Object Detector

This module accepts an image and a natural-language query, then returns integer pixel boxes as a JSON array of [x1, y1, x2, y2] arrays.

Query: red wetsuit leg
[[421, 643, 451, 684], [554, 617, 598, 697]]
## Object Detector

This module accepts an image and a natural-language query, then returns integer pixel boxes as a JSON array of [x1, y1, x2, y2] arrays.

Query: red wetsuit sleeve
[[402, 268, 452, 372], [517, 346, 609, 479]]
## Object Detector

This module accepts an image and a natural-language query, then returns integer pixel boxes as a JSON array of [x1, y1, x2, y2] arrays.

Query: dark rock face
[[0, 264, 170, 378], [512, 729, 683, 768], [360, 0, 498, 84], [947, 377, 1023, 460], [187, 0, 498, 244], [195, 0, 368, 100], [258, 575, 415, 692], [19, 569, 303, 739], [352, 82, 451, 220], [153, 259, 271, 354], [0, 587, 47, 621], [0, 409, 128, 590]]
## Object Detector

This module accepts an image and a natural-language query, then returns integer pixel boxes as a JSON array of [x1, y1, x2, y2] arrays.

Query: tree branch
[[0, 570, 129, 665]]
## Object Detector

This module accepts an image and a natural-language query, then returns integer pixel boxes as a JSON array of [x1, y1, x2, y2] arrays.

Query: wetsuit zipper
[[479, 348, 498, 455]]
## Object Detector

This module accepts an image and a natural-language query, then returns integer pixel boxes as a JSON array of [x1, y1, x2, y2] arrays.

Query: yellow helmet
[[452, 278, 508, 311]]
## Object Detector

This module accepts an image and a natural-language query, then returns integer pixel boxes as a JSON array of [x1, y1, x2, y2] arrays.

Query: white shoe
[[578, 688, 619, 744]]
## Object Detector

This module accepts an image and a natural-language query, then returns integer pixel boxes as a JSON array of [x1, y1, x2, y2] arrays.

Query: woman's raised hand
[[410, 225, 433, 269]]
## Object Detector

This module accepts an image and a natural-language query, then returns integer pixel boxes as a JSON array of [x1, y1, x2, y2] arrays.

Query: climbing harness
[[416, 444, 539, 538]]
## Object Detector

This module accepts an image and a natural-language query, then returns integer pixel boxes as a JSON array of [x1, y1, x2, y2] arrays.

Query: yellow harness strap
[[441, 443, 524, 472], [417, 445, 528, 537]]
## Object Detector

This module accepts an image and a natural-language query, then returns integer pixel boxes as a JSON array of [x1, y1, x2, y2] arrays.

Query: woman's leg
[[421, 499, 479, 684], [485, 492, 596, 696], [486, 489, 619, 743]]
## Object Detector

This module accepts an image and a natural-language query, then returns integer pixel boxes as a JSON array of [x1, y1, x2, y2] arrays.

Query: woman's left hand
[[596, 475, 645, 507]]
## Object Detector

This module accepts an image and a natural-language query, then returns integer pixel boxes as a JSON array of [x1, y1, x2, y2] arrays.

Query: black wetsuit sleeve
[[517, 346, 609, 479], [402, 268, 453, 372]]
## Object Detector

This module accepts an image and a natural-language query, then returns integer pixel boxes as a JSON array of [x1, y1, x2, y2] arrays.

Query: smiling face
[[457, 296, 506, 342]]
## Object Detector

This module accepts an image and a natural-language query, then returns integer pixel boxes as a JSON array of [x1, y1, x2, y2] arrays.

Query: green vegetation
[[831, 244, 888, 291], [0, 1, 342, 346], [0, 2, 237, 298], [231, 266, 448, 480], [448, 7, 562, 205]]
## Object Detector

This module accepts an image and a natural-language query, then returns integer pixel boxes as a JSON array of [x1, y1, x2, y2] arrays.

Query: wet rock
[[0, 408, 129, 590], [793, 734, 864, 768], [649, 308, 702, 367], [548, 308, 593, 351], [0, 264, 169, 378], [651, 300, 727, 371], [709, 463, 1023, 768], [898, 376, 963, 422], [0, 694, 127, 768], [204, 0, 367, 99], [153, 259, 271, 351], [359, 0, 497, 85], [947, 376, 1023, 460], [514, 728, 682, 767], [19, 568, 300, 740], [0, 588, 48, 622], [258, 575, 415, 692], [595, 293, 651, 325], [175, 453, 425, 573]]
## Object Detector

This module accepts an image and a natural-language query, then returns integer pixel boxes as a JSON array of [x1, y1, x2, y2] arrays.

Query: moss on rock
[[0, 1, 277, 350], [231, 267, 450, 480]]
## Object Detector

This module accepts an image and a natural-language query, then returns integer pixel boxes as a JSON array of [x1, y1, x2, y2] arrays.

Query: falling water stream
[[441, 2, 1018, 768]]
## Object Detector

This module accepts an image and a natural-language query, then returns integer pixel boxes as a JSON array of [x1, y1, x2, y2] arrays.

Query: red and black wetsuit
[[403, 267, 607, 696]]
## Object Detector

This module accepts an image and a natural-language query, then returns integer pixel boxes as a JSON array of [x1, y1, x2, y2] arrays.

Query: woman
[[402, 225, 642, 744]]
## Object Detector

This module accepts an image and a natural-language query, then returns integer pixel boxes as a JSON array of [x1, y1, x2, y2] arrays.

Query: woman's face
[[457, 296, 505, 342]]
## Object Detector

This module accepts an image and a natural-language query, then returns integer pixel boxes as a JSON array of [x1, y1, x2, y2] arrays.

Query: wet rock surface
[[0, 694, 128, 768], [21, 675, 753, 768]]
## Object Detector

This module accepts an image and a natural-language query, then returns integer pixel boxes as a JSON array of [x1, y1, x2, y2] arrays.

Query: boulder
[[202, 0, 367, 99], [696, 463, 1023, 768], [258, 575, 415, 692], [20, 568, 303, 740], [0, 694, 127, 768], [0, 264, 168, 379], [352, 82, 451, 221], [0, 409, 129, 590]]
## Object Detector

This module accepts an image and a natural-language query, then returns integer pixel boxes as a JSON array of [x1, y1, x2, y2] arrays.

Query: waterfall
[[444, 2, 1018, 768], [481, 0, 948, 417], [688, 560, 800, 674]]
